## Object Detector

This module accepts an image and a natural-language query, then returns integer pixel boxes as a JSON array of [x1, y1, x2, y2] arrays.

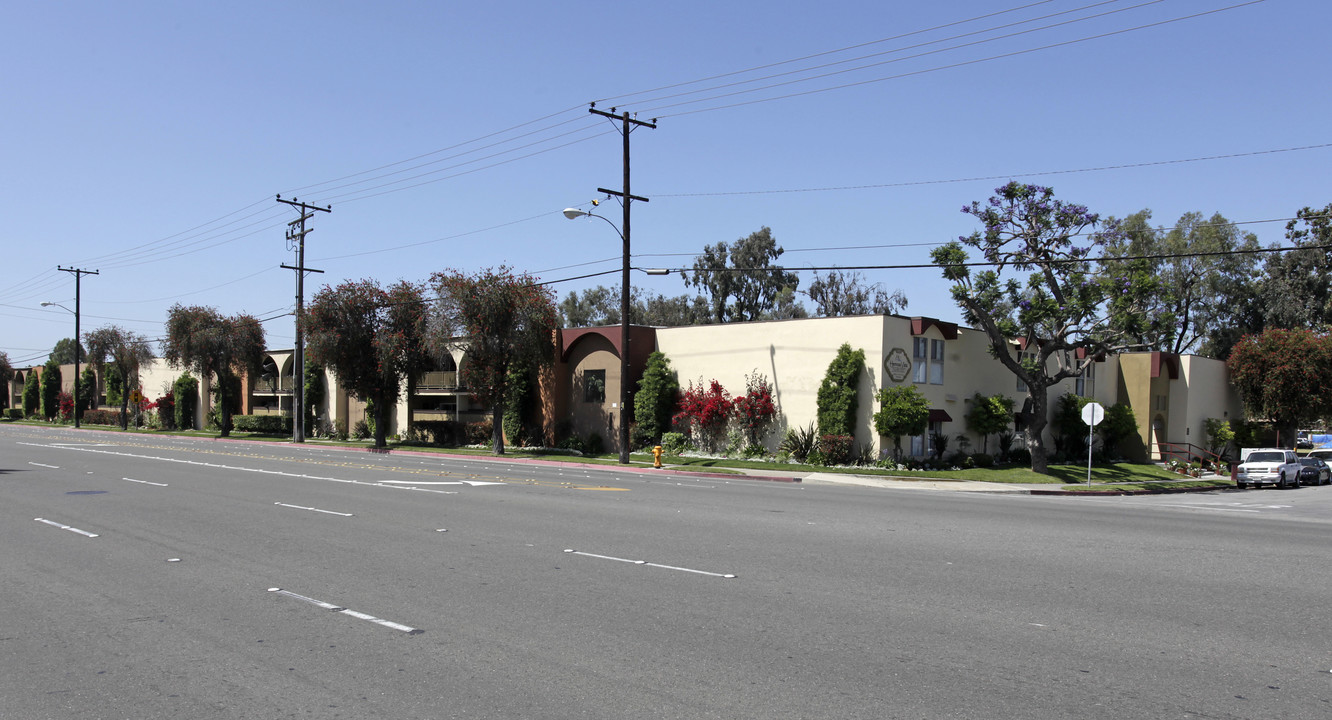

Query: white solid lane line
[[274, 502, 353, 517], [34, 518, 99, 538], [268, 588, 423, 634], [563, 549, 737, 579]]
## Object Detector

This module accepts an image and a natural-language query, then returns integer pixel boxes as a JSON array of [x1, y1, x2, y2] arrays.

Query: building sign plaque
[[885, 347, 911, 382]]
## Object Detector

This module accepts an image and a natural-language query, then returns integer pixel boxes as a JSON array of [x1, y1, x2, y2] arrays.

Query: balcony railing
[[416, 371, 459, 390]]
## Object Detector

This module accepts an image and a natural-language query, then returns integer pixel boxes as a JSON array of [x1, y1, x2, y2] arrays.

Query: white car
[[1236, 448, 1303, 489]]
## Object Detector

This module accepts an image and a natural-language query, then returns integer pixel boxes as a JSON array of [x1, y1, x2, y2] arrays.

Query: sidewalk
[[711, 465, 1234, 495]]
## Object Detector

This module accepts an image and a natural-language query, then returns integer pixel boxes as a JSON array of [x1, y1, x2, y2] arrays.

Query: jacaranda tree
[[931, 182, 1156, 474], [162, 305, 266, 437], [304, 280, 429, 449], [429, 267, 556, 455]]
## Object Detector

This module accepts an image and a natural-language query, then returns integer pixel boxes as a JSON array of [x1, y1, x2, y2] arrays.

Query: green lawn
[[15, 420, 1228, 488]]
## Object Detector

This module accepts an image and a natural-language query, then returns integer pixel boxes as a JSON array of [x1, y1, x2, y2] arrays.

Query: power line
[[641, 1, 1267, 118]]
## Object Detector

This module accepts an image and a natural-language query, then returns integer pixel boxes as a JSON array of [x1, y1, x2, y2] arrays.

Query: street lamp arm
[[562, 209, 624, 240], [41, 301, 74, 314]]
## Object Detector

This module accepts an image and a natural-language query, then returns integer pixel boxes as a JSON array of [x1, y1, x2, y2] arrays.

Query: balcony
[[416, 371, 459, 391]]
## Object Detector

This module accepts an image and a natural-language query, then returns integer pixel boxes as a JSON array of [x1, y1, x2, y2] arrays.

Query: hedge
[[231, 415, 293, 434], [82, 409, 126, 426]]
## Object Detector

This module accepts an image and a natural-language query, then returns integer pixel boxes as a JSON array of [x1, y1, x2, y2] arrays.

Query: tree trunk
[[1027, 389, 1050, 474], [373, 392, 388, 449], [492, 400, 505, 455], [218, 380, 231, 437]]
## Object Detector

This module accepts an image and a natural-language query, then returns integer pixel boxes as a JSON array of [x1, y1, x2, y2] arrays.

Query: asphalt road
[[3, 424, 1331, 719]]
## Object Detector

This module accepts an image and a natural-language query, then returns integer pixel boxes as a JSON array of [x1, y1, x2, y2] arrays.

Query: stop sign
[[1082, 401, 1105, 427]]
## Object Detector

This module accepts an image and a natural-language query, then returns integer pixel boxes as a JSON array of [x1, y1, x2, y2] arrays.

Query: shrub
[[1008, 447, 1032, 466], [173, 374, 199, 430], [333, 417, 349, 441], [416, 420, 464, 446], [660, 431, 690, 456], [40, 360, 61, 420], [733, 370, 778, 449], [778, 422, 817, 462], [585, 432, 604, 455], [6, 408, 24, 420], [23, 371, 39, 417], [232, 415, 293, 434], [351, 419, 371, 440], [57, 391, 74, 422], [874, 385, 930, 459], [82, 409, 125, 426], [673, 378, 734, 453], [465, 419, 493, 445], [970, 452, 995, 468], [154, 392, 176, 431], [817, 343, 864, 436], [634, 351, 679, 446], [817, 434, 855, 466]]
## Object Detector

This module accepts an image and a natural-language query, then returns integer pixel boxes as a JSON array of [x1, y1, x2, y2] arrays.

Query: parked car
[[1297, 434, 1314, 450], [1236, 448, 1303, 489], [1308, 449, 1332, 463], [1298, 457, 1331, 486]]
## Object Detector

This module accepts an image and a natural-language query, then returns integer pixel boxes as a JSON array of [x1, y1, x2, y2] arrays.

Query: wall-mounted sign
[[885, 347, 911, 382]]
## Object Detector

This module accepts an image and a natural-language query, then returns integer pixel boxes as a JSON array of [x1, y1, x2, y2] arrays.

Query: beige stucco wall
[[657, 315, 888, 453], [1174, 355, 1244, 449]]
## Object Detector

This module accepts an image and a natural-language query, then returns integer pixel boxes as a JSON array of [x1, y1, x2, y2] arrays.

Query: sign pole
[[1081, 402, 1105, 487]]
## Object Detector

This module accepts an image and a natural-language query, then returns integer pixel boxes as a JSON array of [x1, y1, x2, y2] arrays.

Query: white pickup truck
[[1236, 448, 1303, 489]]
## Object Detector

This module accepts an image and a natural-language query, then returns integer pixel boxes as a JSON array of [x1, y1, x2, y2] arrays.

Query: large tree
[[558, 285, 711, 328], [162, 305, 266, 437], [85, 325, 154, 430], [0, 351, 12, 410], [688, 226, 800, 323], [51, 337, 85, 365], [1226, 328, 1332, 446], [806, 270, 908, 317], [1103, 210, 1260, 356], [429, 267, 557, 455], [1261, 203, 1332, 331], [304, 280, 429, 449], [930, 182, 1155, 474]]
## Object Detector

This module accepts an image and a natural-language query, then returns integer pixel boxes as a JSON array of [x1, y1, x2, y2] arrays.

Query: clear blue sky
[[3, 0, 1326, 371]]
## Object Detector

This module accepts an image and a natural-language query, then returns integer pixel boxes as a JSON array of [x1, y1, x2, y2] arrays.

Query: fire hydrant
[[652, 445, 664, 469]]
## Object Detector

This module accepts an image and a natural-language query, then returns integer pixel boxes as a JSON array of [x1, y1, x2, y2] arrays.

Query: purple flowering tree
[[930, 182, 1156, 474]]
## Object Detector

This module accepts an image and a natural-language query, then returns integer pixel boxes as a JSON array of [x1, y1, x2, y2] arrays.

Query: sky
[[2, 0, 1328, 370]]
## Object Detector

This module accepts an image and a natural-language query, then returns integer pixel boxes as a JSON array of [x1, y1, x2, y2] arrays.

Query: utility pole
[[589, 104, 656, 464], [277, 195, 329, 443], [57, 266, 98, 429]]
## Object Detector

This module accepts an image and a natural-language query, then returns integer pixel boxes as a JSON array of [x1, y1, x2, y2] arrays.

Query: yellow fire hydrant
[[652, 445, 664, 469]]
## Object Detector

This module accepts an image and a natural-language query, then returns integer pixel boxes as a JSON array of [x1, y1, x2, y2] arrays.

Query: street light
[[563, 206, 634, 463], [41, 301, 82, 428]]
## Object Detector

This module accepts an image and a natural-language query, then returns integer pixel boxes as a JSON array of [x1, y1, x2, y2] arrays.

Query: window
[[583, 369, 606, 403], [1076, 361, 1095, 397], [914, 337, 944, 385], [912, 337, 928, 383], [910, 420, 945, 458], [929, 339, 945, 385]]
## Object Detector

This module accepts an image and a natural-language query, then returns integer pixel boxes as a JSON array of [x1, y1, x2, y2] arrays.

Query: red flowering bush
[[57, 392, 74, 422], [154, 392, 176, 430], [733, 371, 778, 450], [673, 378, 734, 453]]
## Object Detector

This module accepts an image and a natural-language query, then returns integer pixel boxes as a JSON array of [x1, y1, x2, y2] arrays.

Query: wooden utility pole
[[589, 105, 656, 463], [57, 266, 98, 428], [277, 195, 329, 443]]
